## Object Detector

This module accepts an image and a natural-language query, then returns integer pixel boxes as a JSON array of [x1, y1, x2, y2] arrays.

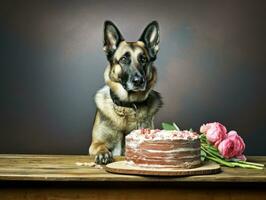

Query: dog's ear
[[103, 21, 124, 61], [139, 21, 160, 61]]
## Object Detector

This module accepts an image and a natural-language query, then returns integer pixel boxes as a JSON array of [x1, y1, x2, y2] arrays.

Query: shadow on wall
[[0, 0, 265, 155]]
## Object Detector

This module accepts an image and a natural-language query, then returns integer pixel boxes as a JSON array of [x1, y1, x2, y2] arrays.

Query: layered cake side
[[125, 129, 201, 168]]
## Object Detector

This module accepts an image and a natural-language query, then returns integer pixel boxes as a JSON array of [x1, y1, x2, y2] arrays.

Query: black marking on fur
[[110, 88, 149, 108]]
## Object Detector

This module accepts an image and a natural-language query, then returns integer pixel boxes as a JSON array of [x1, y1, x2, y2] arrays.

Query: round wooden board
[[105, 161, 221, 176]]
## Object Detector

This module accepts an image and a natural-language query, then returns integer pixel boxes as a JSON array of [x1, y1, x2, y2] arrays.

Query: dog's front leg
[[89, 142, 113, 165], [139, 117, 155, 129], [89, 111, 114, 164]]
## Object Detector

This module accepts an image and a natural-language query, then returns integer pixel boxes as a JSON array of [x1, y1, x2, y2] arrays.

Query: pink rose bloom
[[218, 130, 246, 159], [200, 124, 209, 134], [200, 122, 227, 147], [227, 130, 246, 156], [218, 138, 235, 159]]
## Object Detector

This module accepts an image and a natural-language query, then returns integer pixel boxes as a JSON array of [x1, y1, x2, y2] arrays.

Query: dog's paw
[[95, 151, 113, 165]]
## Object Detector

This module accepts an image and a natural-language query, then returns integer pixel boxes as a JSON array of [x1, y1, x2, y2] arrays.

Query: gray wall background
[[0, 0, 265, 155]]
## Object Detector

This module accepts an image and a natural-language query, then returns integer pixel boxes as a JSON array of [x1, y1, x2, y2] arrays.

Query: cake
[[125, 129, 201, 168]]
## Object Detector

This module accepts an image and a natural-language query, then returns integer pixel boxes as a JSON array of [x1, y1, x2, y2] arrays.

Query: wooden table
[[0, 154, 265, 200]]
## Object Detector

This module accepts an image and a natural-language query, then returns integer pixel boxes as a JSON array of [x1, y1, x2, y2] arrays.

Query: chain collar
[[110, 89, 145, 129]]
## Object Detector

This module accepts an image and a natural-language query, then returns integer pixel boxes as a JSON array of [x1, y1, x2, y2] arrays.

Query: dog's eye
[[138, 54, 147, 64], [120, 56, 130, 65]]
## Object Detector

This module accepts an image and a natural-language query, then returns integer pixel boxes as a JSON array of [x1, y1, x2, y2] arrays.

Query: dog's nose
[[132, 75, 145, 86]]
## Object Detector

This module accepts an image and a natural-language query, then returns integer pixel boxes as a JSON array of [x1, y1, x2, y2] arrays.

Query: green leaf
[[189, 128, 193, 132], [162, 122, 176, 130], [173, 123, 180, 131]]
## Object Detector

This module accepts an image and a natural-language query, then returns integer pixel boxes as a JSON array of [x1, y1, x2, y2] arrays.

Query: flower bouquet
[[162, 122, 264, 169]]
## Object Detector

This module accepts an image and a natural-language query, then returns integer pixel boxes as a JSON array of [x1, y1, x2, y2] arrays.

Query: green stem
[[201, 147, 234, 167], [201, 144, 222, 158], [200, 139, 217, 152], [199, 135, 207, 142], [238, 160, 264, 167], [200, 138, 207, 143], [201, 146, 221, 160], [205, 154, 235, 167], [231, 162, 263, 170], [208, 145, 219, 152]]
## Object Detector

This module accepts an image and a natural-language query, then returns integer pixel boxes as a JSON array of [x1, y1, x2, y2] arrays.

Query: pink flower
[[218, 130, 246, 159], [200, 122, 227, 147], [227, 130, 246, 156], [200, 124, 209, 134], [218, 138, 235, 159]]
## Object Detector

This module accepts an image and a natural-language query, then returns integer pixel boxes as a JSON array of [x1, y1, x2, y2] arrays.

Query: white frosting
[[126, 129, 199, 141], [126, 129, 200, 150]]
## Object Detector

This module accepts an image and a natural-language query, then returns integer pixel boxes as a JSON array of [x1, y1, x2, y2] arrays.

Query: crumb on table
[[75, 162, 103, 169]]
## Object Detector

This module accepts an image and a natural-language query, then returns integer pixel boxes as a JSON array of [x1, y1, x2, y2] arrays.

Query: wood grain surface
[[0, 154, 265, 200], [0, 154, 265, 182]]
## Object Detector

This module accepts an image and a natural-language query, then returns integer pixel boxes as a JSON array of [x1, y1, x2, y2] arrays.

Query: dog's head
[[103, 21, 159, 102]]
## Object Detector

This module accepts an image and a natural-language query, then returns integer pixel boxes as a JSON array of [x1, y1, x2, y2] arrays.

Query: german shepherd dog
[[89, 21, 163, 164]]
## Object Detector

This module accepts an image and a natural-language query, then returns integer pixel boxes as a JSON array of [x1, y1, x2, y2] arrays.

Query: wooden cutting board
[[105, 161, 221, 176]]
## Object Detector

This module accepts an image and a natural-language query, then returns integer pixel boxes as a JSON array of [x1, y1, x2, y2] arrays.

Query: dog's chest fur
[[95, 86, 162, 132]]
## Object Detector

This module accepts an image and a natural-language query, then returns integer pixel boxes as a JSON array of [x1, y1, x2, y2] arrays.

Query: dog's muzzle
[[126, 74, 146, 92], [132, 75, 145, 87]]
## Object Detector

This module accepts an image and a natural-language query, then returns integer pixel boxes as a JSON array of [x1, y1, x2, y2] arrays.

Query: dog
[[89, 20, 163, 164]]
